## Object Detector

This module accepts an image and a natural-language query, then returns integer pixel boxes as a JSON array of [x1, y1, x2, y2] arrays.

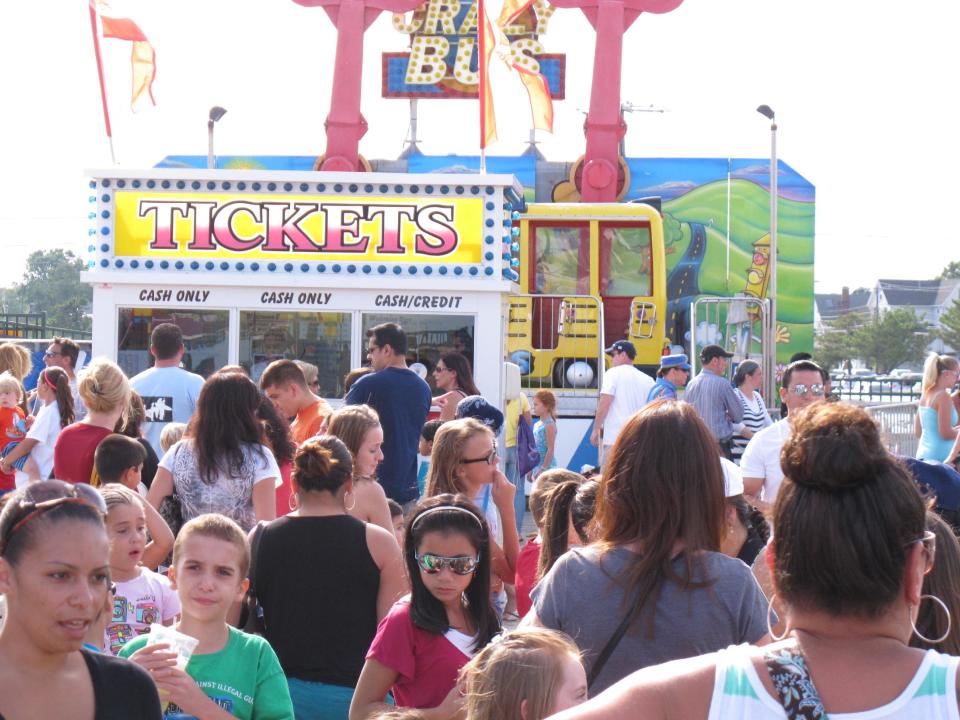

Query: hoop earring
[[767, 594, 788, 642], [344, 489, 356, 512], [912, 594, 952, 645], [289, 493, 298, 512]]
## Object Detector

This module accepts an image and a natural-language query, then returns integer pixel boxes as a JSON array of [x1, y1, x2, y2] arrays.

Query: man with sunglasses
[[42, 336, 86, 420], [742, 359, 827, 509]]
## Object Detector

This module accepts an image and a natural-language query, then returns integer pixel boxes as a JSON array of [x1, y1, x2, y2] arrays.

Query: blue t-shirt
[[346, 367, 431, 503], [131, 366, 205, 457]]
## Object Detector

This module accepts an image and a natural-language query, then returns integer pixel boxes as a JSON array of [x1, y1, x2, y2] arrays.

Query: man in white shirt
[[741, 359, 826, 508], [590, 340, 655, 459], [130, 324, 205, 456]]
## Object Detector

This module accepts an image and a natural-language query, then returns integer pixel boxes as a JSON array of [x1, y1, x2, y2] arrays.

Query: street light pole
[[757, 104, 777, 400], [207, 106, 227, 169]]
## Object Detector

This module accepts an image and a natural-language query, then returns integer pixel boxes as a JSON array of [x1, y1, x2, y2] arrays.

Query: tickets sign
[[112, 191, 484, 263]]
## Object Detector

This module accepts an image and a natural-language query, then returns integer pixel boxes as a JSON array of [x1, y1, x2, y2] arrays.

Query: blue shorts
[[286, 678, 359, 720]]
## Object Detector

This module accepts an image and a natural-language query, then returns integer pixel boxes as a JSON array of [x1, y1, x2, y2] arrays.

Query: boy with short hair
[[121, 514, 294, 719], [95, 433, 148, 495]]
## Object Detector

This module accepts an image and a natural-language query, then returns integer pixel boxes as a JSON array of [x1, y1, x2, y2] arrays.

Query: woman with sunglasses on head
[[251, 436, 405, 720], [424, 418, 519, 619], [0, 480, 161, 719], [551, 401, 960, 720], [350, 495, 499, 720], [524, 400, 769, 695], [432, 353, 481, 422]]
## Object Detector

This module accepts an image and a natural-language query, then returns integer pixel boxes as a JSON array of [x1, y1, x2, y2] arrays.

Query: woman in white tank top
[[548, 403, 960, 720]]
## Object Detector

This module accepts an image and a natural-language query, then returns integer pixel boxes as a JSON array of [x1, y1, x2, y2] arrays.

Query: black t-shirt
[[253, 514, 381, 687], [0, 649, 161, 720]]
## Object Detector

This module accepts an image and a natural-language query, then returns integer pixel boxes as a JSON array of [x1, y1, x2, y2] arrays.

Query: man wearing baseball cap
[[683, 344, 743, 459], [647, 353, 691, 403], [590, 340, 654, 458]]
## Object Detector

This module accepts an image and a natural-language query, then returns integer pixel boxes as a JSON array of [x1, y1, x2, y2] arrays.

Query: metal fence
[[864, 402, 919, 457]]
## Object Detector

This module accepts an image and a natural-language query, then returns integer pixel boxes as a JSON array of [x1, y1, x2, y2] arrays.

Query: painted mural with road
[[627, 157, 815, 366]]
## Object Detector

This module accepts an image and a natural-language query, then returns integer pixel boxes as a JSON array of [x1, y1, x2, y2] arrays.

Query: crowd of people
[[1, 324, 959, 720]]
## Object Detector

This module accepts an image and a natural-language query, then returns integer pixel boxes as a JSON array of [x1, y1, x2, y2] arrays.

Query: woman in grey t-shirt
[[526, 399, 769, 693]]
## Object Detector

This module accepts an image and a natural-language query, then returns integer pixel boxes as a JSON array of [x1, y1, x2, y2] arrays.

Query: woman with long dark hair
[[524, 400, 768, 693], [432, 353, 481, 422], [256, 393, 298, 517], [148, 372, 278, 530]]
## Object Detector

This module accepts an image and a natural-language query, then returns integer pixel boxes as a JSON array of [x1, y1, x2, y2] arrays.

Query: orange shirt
[[291, 397, 333, 445]]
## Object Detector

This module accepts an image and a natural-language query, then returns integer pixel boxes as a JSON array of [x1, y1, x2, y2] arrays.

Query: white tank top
[[708, 643, 960, 720]]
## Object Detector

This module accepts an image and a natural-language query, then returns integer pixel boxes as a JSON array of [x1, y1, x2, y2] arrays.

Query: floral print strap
[[764, 644, 829, 720]]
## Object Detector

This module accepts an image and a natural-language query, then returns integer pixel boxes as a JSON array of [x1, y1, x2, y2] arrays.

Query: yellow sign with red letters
[[113, 191, 484, 263]]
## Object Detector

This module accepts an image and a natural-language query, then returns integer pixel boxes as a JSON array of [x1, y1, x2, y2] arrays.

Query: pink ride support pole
[[548, 0, 684, 201], [293, 0, 423, 172]]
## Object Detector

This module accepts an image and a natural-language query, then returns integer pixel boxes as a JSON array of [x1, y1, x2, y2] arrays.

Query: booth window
[[240, 311, 351, 398], [117, 309, 229, 379], [362, 314, 475, 397], [530, 223, 590, 295]]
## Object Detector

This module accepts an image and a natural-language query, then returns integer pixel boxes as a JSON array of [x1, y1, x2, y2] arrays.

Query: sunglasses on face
[[44, 351, 63, 358], [1, 481, 107, 552], [415, 553, 480, 575], [460, 444, 498, 465], [791, 383, 824, 397]]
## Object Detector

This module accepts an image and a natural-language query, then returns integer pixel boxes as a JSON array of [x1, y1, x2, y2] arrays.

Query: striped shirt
[[731, 389, 773, 464], [684, 368, 744, 442]]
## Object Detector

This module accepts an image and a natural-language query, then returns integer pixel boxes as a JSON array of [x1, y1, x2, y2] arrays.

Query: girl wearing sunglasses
[[0, 480, 162, 718], [350, 495, 499, 720]]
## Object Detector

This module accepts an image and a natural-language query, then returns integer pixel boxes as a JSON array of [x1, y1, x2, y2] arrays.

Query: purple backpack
[[516, 415, 540, 476]]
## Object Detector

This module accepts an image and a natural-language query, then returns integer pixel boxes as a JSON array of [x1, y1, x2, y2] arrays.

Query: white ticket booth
[[81, 169, 525, 408]]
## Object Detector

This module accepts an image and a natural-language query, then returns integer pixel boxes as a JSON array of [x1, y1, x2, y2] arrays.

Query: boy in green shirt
[[121, 514, 293, 720]]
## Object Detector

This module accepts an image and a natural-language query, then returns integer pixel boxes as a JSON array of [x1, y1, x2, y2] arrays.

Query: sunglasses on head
[[415, 552, 480, 575], [1, 481, 106, 553], [906, 530, 937, 576]]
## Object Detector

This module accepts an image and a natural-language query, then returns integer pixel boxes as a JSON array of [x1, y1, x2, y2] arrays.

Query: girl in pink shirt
[[350, 495, 500, 720]]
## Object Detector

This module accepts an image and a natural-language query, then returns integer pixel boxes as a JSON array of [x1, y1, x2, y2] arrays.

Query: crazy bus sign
[[84, 170, 525, 281], [383, 0, 565, 99]]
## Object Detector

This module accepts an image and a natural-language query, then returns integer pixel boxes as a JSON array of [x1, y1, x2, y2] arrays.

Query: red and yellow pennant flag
[[90, 0, 157, 112], [479, 0, 554, 149]]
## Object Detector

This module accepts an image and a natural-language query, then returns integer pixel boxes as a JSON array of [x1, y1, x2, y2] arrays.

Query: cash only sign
[[113, 190, 484, 263]]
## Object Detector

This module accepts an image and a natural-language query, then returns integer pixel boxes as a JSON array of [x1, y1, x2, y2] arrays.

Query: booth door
[[239, 311, 352, 399]]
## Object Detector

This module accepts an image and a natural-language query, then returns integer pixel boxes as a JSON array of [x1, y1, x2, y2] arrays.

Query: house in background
[[869, 278, 960, 356]]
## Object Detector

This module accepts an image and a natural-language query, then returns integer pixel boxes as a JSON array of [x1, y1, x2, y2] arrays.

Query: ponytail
[[537, 480, 580, 581], [41, 367, 75, 429]]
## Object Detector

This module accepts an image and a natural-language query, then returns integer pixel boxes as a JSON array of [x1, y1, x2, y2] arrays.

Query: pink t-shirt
[[367, 600, 475, 710], [104, 566, 180, 655]]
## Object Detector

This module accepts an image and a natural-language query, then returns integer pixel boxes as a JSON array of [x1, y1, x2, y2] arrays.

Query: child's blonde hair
[[160, 422, 187, 453], [173, 513, 250, 577], [0, 372, 23, 401], [529, 468, 584, 530], [534, 389, 558, 419], [78, 358, 131, 414], [461, 628, 584, 720], [99, 482, 142, 513]]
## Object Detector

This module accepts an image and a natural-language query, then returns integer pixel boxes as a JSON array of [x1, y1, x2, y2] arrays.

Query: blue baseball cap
[[456, 395, 504, 435], [660, 353, 691, 371], [604, 340, 637, 360]]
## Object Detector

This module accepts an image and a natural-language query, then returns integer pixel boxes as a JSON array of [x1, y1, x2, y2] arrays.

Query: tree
[[815, 312, 865, 370], [938, 298, 960, 352], [13, 250, 92, 332], [854, 308, 929, 373], [939, 261, 960, 280]]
